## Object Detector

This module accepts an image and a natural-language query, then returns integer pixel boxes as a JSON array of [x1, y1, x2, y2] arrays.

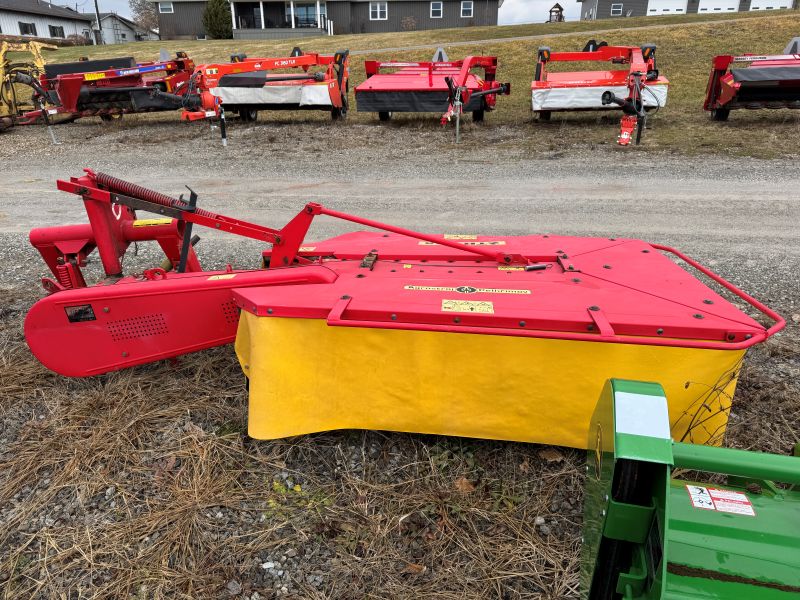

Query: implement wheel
[[472, 109, 485, 123], [378, 111, 392, 122], [239, 108, 258, 122], [538, 111, 551, 121], [711, 108, 730, 122]]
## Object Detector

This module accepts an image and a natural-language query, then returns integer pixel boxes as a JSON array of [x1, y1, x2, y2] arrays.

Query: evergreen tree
[[203, 0, 233, 39]]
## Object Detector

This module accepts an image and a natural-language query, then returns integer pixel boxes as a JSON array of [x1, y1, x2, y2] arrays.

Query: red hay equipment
[[176, 48, 350, 123], [703, 41, 800, 121], [18, 52, 195, 124], [354, 52, 510, 130], [531, 41, 669, 146]]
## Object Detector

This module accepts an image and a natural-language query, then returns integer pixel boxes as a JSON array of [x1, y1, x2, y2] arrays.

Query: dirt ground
[[0, 117, 798, 599]]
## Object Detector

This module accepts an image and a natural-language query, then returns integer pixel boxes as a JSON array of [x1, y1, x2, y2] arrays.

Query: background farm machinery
[[704, 37, 800, 122], [355, 50, 510, 140], [171, 48, 350, 122], [0, 40, 54, 131], [532, 41, 669, 145], [17, 51, 195, 125]]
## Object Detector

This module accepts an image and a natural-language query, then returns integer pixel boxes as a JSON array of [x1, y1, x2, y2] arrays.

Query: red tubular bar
[[651, 244, 785, 338], [313, 204, 526, 265]]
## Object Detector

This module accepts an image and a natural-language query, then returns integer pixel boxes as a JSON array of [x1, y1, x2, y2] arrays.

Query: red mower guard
[[175, 48, 350, 123], [703, 43, 800, 121], [531, 41, 669, 145], [355, 52, 510, 125], [24, 172, 784, 448], [18, 52, 195, 124]]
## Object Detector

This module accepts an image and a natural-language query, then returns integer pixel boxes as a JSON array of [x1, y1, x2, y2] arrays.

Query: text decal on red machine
[[686, 485, 755, 516]]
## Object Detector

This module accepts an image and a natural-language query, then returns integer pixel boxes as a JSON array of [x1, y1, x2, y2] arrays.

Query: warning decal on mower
[[444, 234, 478, 240], [441, 299, 494, 314], [686, 485, 755, 516], [133, 218, 172, 227]]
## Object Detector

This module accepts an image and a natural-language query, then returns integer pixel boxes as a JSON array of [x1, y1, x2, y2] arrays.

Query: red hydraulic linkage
[[39, 170, 527, 293]]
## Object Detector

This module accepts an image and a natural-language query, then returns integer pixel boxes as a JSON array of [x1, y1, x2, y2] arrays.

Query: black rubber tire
[[239, 108, 258, 122], [711, 108, 730, 122], [378, 111, 392, 122], [538, 111, 551, 121], [472, 109, 485, 123]]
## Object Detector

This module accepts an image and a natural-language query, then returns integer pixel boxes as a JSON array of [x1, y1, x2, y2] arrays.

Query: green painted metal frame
[[582, 379, 800, 600]]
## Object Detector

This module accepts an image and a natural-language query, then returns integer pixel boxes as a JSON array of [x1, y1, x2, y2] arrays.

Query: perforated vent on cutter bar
[[107, 314, 169, 341]]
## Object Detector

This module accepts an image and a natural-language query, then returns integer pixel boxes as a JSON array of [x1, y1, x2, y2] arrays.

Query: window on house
[[120, 32, 127, 38], [430, 1, 443, 17], [48, 25, 65, 37], [19, 22, 37, 36], [369, 1, 387, 20], [461, 0, 473, 17], [610, 3, 623, 15], [158, 2, 174, 13]]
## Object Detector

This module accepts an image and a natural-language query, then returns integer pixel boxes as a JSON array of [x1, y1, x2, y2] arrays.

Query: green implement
[[582, 379, 800, 600]]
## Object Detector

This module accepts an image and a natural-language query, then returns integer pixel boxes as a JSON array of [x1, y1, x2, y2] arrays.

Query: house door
[[646, 0, 688, 13], [749, 0, 790, 9], [697, 0, 738, 11]]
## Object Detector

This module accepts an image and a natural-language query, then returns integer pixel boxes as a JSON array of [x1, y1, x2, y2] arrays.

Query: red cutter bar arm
[[533, 43, 665, 146], [35, 169, 527, 293]]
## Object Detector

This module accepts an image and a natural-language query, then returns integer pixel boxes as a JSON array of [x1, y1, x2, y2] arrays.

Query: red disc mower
[[531, 41, 669, 146]]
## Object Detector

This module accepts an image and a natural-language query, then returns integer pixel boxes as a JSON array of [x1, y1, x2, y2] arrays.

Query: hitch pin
[[525, 264, 548, 272]]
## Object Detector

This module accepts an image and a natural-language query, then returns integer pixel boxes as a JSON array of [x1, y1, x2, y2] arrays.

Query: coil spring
[[94, 172, 216, 219], [55, 263, 74, 288]]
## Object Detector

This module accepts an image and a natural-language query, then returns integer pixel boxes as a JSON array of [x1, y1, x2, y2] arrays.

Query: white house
[[0, 0, 92, 40], [87, 12, 159, 44]]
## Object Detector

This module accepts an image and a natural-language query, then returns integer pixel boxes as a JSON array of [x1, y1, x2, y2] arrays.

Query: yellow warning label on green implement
[[133, 218, 172, 227], [441, 299, 494, 314]]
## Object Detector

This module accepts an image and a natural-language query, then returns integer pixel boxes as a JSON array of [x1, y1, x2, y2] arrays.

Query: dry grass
[[0, 287, 585, 599], [7, 11, 800, 156]]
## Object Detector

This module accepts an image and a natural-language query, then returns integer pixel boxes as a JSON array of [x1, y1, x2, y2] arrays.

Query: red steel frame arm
[[651, 244, 785, 338]]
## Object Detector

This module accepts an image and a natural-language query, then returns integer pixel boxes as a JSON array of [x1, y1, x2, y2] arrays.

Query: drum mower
[[531, 41, 669, 146], [168, 48, 349, 144], [17, 52, 195, 125], [704, 38, 800, 121], [355, 49, 510, 141], [25, 171, 784, 449], [583, 379, 800, 599]]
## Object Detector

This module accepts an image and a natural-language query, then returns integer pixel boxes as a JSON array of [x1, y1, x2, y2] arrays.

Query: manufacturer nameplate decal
[[441, 300, 494, 314], [405, 285, 530, 295], [419, 240, 505, 246]]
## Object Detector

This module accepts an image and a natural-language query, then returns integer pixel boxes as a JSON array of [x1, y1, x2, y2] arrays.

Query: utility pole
[[93, 0, 103, 44]]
